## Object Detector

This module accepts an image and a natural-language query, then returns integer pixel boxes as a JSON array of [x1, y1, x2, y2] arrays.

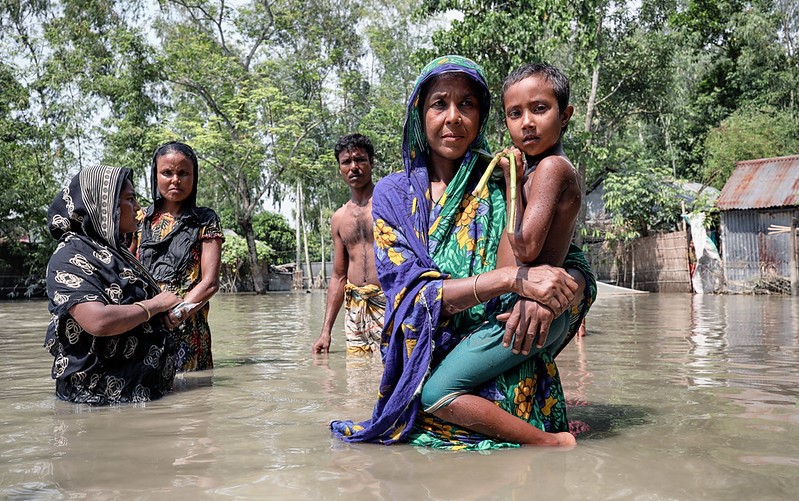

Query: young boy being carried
[[497, 62, 582, 355]]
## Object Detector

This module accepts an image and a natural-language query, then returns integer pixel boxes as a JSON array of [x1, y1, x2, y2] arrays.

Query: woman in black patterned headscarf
[[44, 165, 182, 405]]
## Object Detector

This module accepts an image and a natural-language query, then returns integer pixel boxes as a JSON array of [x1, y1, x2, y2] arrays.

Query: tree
[[251, 211, 296, 265], [418, 0, 685, 239], [44, 0, 162, 172], [155, 0, 366, 293], [703, 107, 799, 189], [0, 0, 160, 276], [672, 0, 799, 187], [1, 0, 163, 247], [1, 1, 67, 255], [603, 154, 682, 239], [358, 0, 425, 175], [0, 62, 57, 256]]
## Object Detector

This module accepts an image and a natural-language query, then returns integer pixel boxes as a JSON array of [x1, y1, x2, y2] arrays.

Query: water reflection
[[1, 292, 799, 500]]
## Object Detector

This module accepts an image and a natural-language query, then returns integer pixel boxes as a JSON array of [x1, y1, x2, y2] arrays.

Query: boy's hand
[[497, 148, 524, 183], [497, 298, 555, 354]]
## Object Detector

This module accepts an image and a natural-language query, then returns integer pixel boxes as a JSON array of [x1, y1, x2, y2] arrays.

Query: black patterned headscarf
[[49, 165, 130, 249], [47, 165, 158, 291]]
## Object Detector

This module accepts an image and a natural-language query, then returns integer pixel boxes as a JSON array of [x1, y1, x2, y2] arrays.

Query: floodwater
[[1, 291, 799, 500]]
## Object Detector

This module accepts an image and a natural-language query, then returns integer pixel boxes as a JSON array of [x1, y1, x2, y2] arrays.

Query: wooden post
[[631, 240, 636, 290], [319, 205, 327, 287], [681, 201, 687, 232], [792, 214, 798, 296], [294, 179, 302, 288]]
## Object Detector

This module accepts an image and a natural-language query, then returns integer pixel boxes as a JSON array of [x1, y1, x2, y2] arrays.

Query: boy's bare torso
[[514, 152, 581, 267]]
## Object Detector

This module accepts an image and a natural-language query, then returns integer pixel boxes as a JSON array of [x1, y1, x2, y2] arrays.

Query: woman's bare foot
[[554, 431, 576, 448], [519, 431, 575, 448]]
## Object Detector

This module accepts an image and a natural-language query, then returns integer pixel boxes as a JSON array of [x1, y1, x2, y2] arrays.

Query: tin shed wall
[[720, 209, 795, 283]]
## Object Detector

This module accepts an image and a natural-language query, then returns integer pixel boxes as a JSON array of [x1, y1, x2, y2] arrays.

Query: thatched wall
[[586, 230, 692, 293]]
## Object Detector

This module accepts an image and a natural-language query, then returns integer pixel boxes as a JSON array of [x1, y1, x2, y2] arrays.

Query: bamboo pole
[[300, 186, 312, 289], [295, 179, 302, 288], [472, 151, 517, 234]]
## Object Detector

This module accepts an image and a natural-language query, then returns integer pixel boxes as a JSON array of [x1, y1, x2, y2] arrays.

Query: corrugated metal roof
[[716, 154, 799, 210]]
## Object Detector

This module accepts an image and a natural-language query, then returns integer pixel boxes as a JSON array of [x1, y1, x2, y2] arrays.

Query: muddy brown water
[[1, 291, 798, 500]]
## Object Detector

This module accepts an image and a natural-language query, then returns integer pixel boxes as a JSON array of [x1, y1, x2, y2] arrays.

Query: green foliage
[[602, 148, 682, 240], [670, 0, 799, 188], [0, 0, 160, 284], [221, 233, 271, 268], [151, 0, 371, 291], [0, 52, 59, 278], [41, 0, 161, 172], [703, 107, 799, 189], [0, 64, 57, 245], [359, 0, 423, 177], [251, 211, 296, 265]]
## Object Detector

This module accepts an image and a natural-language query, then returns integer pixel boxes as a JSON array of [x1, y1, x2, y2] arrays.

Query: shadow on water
[[568, 401, 655, 440], [213, 357, 292, 368]]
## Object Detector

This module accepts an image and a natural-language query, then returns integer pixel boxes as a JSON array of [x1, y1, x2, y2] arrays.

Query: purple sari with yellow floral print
[[331, 56, 595, 449]]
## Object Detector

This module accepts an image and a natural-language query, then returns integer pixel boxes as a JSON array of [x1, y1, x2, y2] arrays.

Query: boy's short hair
[[501, 63, 570, 114], [334, 134, 374, 164]]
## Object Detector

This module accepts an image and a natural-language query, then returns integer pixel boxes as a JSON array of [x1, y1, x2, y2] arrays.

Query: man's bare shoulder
[[329, 204, 350, 235], [332, 201, 355, 221], [332, 203, 351, 219]]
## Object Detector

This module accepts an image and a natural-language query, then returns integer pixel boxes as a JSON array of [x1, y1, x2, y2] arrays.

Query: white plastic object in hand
[[171, 302, 199, 319]]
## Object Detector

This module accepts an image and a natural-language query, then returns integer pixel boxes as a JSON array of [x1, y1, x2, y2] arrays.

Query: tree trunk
[[584, 64, 600, 137], [241, 217, 267, 294], [575, 16, 604, 246], [301, 194, 312, 290], [575, 62, 601, 246]]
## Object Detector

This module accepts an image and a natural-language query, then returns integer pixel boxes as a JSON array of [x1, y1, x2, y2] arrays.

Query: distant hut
[[716, 154, 799, 293]]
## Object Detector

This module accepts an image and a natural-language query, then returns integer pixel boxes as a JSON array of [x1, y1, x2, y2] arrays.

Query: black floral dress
[[137, 207, 223, 372]]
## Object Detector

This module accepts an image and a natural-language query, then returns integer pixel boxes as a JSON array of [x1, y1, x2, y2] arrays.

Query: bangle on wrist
[[472, 274, 483, 304], [134, 301, 151, 321]]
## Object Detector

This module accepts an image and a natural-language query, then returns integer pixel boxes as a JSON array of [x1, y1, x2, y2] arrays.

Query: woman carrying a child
[[331, 56, 596, 449]]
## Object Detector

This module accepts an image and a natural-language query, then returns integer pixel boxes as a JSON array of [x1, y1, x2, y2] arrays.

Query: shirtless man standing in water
[[312, 134, 385, 355]]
